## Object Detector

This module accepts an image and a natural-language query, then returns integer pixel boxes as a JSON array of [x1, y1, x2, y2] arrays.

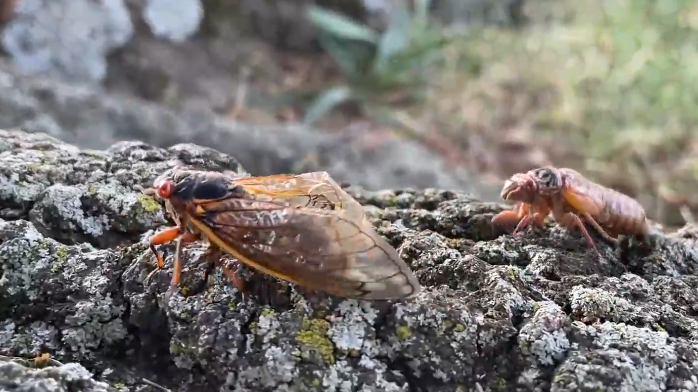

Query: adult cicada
[[143, 167, 422, 301]]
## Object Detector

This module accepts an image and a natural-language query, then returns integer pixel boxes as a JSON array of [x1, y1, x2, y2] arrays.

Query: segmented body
[[556, 168, 649, 237], [492, 166, 650, 253]]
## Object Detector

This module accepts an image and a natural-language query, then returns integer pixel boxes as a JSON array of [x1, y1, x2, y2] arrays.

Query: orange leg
[[513, 214, 533, 234], [170, 232, 200, 286], [492, 210, 522, 228], [529, 203, 551, 225], [218, 259, 246, 293], [171, 238, 183, 286], [493, 203, 550, 235], [581, 212, 619, 244], [513, 212, 548, 233], [191, 245, 247, 294], [554, 211, 601, 256], [149, 227, 181, 269], [147, 226, 201, 286], [492, 203, 529, 229], [532, 213, 548, 227], [204, 243, 246, 293]]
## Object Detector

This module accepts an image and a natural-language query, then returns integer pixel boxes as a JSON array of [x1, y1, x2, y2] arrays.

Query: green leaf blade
[[303, 86, 354, 124], [307, 7, 379, 43]]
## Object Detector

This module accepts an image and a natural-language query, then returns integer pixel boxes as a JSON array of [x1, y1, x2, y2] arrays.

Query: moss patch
[[295, 318, 334, 364], [396, 324, 412, 341], [137, 193, 163, 214]]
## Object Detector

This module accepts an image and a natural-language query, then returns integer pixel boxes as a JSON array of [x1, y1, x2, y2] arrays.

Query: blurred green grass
[[463, 0, 698, 227], [304, 0, 698, 227]]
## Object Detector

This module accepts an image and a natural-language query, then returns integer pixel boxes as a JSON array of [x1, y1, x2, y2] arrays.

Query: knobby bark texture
[[0, 129, 697, 392]]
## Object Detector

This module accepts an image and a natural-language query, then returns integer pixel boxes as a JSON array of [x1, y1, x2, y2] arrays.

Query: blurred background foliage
[[302, 0, 449, 124], [1, 0, 697, 229], [304, 0, 698, 229]]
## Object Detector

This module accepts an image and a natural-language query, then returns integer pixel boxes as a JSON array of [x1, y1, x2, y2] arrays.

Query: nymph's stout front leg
[[513, 211, 549, 234], [493, 202, 552, 241], [493, 203, 536, 231]]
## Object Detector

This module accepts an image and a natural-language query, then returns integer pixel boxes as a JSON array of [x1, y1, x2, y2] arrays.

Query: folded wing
[[189, 196, 421, 301]]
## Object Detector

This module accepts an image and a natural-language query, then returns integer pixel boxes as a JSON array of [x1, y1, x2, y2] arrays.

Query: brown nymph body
[[491, 167, 650, 254]]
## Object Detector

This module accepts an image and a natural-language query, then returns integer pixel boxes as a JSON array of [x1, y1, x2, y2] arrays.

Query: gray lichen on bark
[[1, 129, 698, 392]]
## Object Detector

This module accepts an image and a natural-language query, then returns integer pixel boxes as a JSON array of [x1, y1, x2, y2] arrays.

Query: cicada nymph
[[142, 167, 422, 301], [492, 166, 651, 254]]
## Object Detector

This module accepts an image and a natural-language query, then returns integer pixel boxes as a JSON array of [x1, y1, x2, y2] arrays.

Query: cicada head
[[500, 167, 564, 202], [500, 172, 539, 203], [152, 166, 240, 205], [530, 167, 564, 196], [152, 166, 186, 200]]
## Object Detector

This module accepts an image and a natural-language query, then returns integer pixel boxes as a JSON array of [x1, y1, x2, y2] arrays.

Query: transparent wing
[[188, 197, 421, 301], [233, 172, 365, 219]]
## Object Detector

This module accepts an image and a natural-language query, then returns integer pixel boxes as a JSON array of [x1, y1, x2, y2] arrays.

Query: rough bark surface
[[1, 129, 697, 392]]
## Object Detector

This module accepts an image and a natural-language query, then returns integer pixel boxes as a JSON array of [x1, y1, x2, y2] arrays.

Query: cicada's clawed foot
[[146, 225, 203, 287], [145, 226, 181, 285], [149, 227, 181, 265]]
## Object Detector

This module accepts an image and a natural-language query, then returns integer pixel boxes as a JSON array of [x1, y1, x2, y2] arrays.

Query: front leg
[[148, 225, 201, 285], [492, 203, 530, 231], [515, 202, 551, 234], [171, 229, 201, 286], [508, 201, 549, 233], [492, 210, 523, 231], [530, 204, 551, 227], [149, 226, 182, 269]]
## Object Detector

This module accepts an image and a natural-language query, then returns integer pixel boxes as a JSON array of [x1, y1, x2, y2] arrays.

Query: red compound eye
[[157, 181, 173, 198]]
